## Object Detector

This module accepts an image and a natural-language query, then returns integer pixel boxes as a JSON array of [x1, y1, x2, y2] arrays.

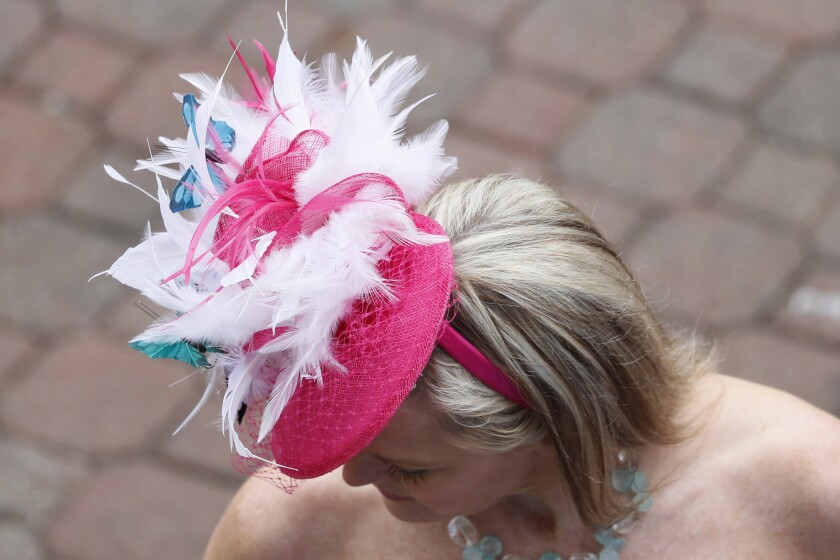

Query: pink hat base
[[232, 212, 454, 484]]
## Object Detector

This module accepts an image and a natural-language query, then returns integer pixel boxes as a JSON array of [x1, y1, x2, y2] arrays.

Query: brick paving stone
[[303, 0, 404, 16], [1, 334, 196, 453], [704, 0, 840, 41], [162, 393, 246, 477], [0, 0, 43, 74], [759, 49, 840, 153], [559, 183, 646, 248], [106, 51, 229, 147], [779, 262, 840, 345], [351, 14, 492, 128], [456, 71, 587, 150], [716, 142, 839, 228], [445, 131, 549, 184], [414, 0, 524, 31], [61, 146, 161, 236], [506, 0, 688, 84], [660, 25, 785, 103], [816, 201, 840, 261], [718, 330, 840, 414], [0, 327, 34, 383], [210, 2, 336, 70], [56, 0, 226, 44], [100, 295, 167, 341], [0, 217, 126, 330], [47, 462, 234, 560], [559, 88, 747, 204], [626, 208, 802, 326], [0, 522, 44, 560], [0, 437, 85, 528], [0, 95, 93, 212], [11, 27, 137, 107]]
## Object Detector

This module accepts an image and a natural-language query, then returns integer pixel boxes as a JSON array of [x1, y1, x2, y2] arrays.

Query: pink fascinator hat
[[105, 15, 527, 486]]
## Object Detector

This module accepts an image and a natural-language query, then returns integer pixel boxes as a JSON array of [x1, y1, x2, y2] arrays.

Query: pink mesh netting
[[232, 212, 454, 487]]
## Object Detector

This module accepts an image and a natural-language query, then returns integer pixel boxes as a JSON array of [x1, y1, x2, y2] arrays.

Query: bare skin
[[204, 374, 840, 559]]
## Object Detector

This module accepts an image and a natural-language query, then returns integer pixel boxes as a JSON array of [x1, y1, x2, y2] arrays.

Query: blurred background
[[2, 0, 839, 558]]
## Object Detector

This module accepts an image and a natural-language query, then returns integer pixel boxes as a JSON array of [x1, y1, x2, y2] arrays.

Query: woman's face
[[341, 395, 543, 522]]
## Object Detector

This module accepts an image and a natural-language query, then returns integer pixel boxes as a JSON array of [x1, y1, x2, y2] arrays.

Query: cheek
[[410, 461, 530, 516]]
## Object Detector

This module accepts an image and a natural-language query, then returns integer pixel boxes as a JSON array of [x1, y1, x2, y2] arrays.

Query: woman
[[102, 22, 840, 560], [202, 176, 840, 559]]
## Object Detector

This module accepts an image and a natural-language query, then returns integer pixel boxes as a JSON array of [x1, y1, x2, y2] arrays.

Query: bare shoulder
[[203, 469, 382, 560], [713, 375, 840, 555]]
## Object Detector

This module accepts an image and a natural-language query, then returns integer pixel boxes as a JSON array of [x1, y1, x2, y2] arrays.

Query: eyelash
[[384, 462, 427, 484]]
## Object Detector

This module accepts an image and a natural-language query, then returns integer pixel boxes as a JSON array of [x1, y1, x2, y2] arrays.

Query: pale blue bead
[[539, 552, 563, 560], [631, 471, 648, 494], [610, 511, 638, 535], [616, 449, 636, 470], [479, 535, 503, 556], [605, 538, 625, 552], [611, 469, 634, 493], [632, 491, 650, 507], [594, 528, 615, 546], [598, 549, 620, 560], [569, 554, 598, 560], [463, 545, 484, 560], [638, 495, 653, 513], [501, 555, 531, 560], [449, 516, 479, 548]]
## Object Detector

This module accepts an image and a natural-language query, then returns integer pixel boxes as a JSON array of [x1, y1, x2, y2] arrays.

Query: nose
[[342, 451, 387, 487]]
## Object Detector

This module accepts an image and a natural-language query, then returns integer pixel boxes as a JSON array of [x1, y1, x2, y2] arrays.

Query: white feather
[[272, 31, 309, 133]]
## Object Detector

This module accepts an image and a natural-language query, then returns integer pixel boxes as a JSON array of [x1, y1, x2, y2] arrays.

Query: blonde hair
[[415, 175, 714, 528]]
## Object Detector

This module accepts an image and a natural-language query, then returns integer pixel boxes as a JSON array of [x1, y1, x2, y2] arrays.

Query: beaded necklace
[[447, 451, 651, 560]]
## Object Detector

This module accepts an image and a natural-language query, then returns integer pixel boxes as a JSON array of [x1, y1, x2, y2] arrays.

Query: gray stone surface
[[0, 522, 44, 560], [414, 0, 524, 30], [0, 96, 93, 211], [816, 201, 840, 261], [56, 0, 227, 43], [0, 437, 85, 528], [456, 71, 587, 149], [661, 26, 785, 103], [717, 142, 839, 227], [0, 0, 43, 74], [0, 217, 126, 330], [1, 334, 196, 453], [760, 49, 840, 153], [11, 26, 137, 107], [559, 88, 747, 203], [61, 147, 161, 236], [719, 330, 840, 414], [704, 0, 840, 41], [779, 262, 840, 345], [47, 463, 234, 560], [507, 0, 688, 83], [0, 327, 33, 383], [626, 208, 802, 326]]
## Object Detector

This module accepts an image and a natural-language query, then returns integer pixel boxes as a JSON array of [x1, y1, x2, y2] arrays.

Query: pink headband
[[438, 323, 531, 409]]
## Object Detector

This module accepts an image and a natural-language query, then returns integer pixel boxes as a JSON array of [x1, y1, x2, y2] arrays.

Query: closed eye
[[384, 462, 427, 485]]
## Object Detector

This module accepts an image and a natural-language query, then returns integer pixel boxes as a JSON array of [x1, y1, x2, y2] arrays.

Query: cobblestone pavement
[[2, 0, 839, 558]]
